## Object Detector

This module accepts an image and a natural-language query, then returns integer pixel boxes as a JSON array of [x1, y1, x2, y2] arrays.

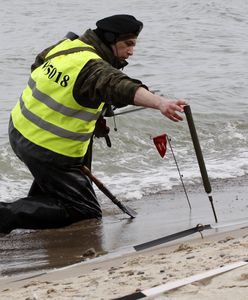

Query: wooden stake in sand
[[184, 105, 218, 223]]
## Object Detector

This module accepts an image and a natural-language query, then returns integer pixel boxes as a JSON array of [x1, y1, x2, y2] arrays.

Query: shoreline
[[0, 226, 247, 299]]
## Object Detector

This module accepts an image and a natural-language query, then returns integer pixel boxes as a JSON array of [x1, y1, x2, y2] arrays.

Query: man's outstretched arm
[[134, 87, 186, 122]]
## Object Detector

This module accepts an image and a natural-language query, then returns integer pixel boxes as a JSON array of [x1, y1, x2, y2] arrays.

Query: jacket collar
[[79, 29, 128, 70]]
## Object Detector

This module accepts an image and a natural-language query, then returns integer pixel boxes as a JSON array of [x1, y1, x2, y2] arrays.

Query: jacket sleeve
[[73, 59, 148, 108]]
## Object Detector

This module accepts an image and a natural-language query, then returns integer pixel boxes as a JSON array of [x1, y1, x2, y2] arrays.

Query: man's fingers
[[176, 99, 188, 108], [166, 111, 183, 122], [166, 106, 184, 121]]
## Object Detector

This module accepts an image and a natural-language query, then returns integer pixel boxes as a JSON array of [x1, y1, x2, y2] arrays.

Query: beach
[[0, 1, 248, 299], [0, 225, 247, 300]]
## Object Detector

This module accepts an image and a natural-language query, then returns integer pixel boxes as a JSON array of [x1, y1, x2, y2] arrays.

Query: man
[[1, 15, 186, 234]]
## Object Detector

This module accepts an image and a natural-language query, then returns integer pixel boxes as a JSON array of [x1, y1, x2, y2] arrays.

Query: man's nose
[[127, 47, 134, 56]]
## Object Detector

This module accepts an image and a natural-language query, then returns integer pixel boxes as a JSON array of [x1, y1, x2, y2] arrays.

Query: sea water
[[0, 0, 248, 203]]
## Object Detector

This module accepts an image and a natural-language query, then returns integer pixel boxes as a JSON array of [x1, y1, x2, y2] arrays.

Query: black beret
[[96, 14, 143, 37]]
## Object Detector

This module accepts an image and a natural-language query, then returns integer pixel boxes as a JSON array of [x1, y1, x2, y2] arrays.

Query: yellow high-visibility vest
[[11, 39, 104, 158]]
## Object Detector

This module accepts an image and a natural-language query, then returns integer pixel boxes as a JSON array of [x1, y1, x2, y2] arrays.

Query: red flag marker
[[153, 134, 167, 158]]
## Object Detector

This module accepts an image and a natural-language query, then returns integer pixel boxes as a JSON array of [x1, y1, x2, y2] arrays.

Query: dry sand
[[0, 226, 247, 300]]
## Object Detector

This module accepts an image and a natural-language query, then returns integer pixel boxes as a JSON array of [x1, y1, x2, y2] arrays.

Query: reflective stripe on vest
[[11, 39, 104, 158], [28, 77, 101, 122], [19, 95, 92, 142]]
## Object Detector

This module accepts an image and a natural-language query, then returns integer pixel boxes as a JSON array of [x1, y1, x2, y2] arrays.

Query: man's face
[[111, 38, 137, 60]]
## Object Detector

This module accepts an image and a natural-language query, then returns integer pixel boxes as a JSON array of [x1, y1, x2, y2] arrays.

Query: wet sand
[[0, 176, 247, 299], [0, 176, 247, 277]]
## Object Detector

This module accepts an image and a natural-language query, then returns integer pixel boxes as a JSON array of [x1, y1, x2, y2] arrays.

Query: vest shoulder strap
[[44, 46, 98, 62]]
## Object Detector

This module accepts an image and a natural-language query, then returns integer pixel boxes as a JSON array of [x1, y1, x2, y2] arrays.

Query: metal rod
[[167, 136, 192, 210], [114, 107, 146, 116], [134, 224, 211, 251], [82, 166, 137, 218]]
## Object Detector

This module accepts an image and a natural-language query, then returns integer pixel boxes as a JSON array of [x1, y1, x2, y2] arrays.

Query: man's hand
[[158, 99, 186, 122], [94, 116, 110, 138]]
